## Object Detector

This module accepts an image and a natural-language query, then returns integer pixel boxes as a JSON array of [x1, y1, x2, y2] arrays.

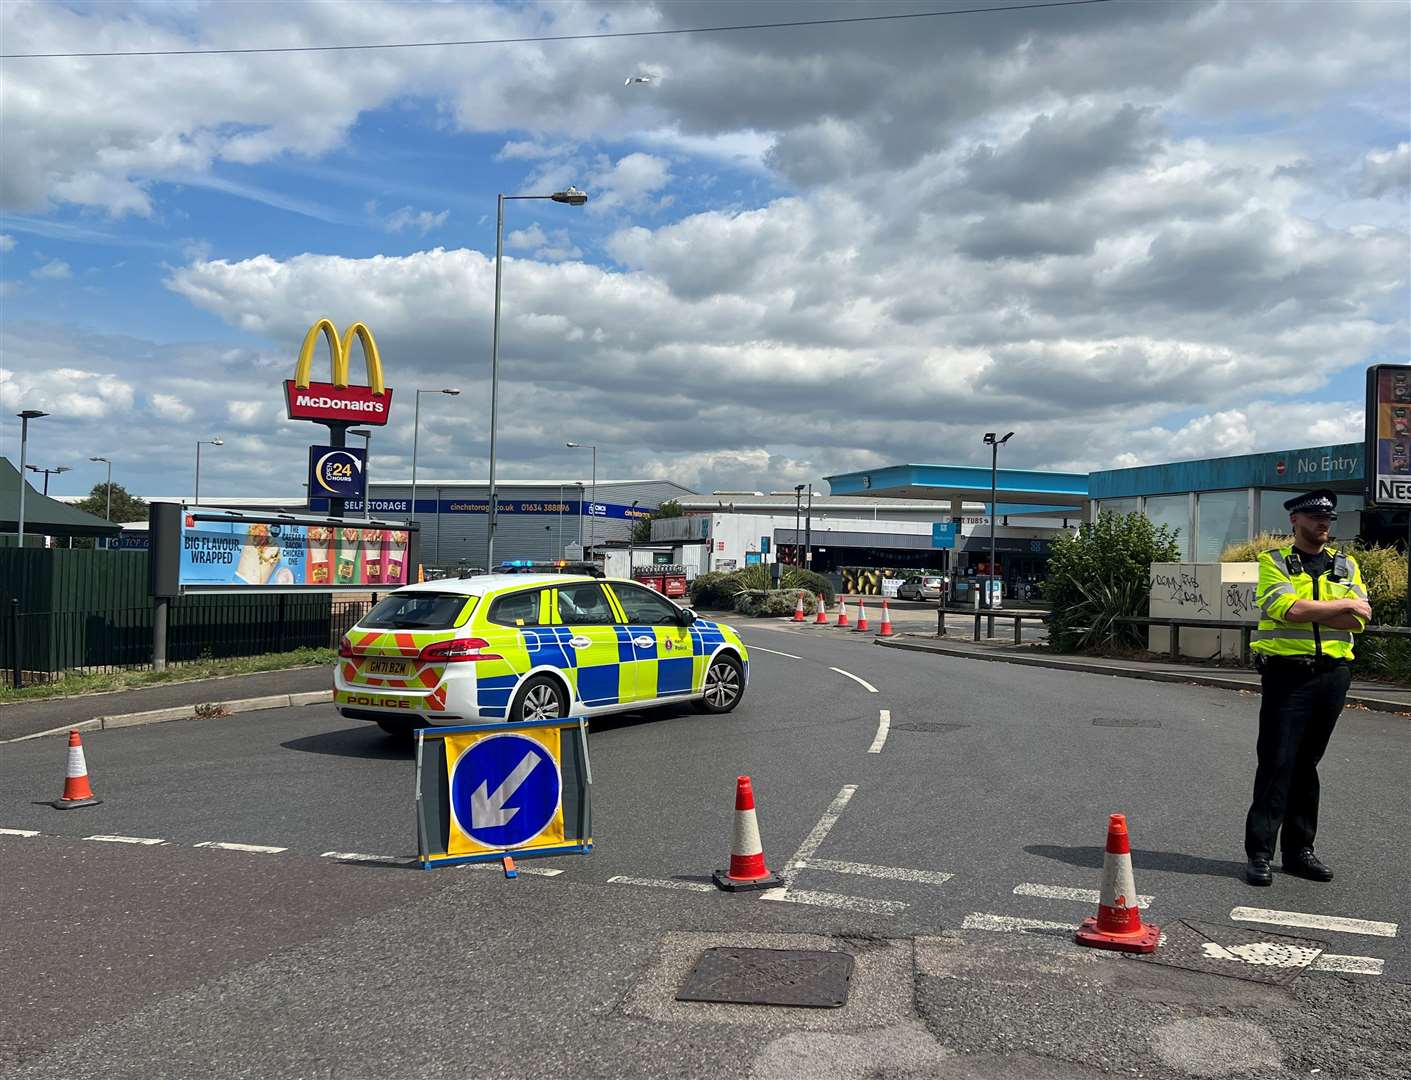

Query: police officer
[[1245, 490, 1371, 886]]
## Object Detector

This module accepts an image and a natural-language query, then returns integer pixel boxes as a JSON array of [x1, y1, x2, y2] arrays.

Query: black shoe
[[1282, 849, 1333, 882], [1246, 857, 1273, 886]]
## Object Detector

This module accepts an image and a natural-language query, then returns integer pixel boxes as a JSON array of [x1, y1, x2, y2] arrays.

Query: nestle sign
[[284, 380, 394, 425]]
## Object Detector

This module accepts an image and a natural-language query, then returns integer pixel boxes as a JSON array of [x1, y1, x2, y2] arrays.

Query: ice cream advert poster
[[178, 518, 411, 588]]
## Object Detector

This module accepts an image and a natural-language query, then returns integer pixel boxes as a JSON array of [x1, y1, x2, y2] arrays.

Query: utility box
[[1149, 562, 1258, 659]]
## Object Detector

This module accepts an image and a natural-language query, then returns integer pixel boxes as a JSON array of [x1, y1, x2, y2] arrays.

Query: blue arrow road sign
[[449, 733, 562, 849]]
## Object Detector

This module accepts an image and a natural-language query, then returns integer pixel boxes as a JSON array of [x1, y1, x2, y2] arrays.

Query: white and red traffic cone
[[1075, 813, 1159, 953], [853, 597, 870, 633], [713, 775, 781, 892], [792, 591, 806, 622], [878, 599, 895, 637], [815, 593, 829, 624], [52, 730, 102, 809], [835, 598, 850, 628]]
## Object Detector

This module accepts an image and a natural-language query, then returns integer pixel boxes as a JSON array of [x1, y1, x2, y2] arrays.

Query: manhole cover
[[892, 721, 969, 733], [1093, 717, 1162, 728], [1134, 920, 1326, 986], [676, 947, 854, 1008]]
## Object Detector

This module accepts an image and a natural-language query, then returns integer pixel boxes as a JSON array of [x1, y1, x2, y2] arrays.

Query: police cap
[[1283, 489, 1338, 518]]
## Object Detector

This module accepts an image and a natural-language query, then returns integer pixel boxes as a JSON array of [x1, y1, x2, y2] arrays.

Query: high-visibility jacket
[[1252, 544, 1367, 660]]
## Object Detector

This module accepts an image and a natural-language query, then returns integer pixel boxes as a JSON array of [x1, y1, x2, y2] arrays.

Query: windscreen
[[361, 591, 473, 630]]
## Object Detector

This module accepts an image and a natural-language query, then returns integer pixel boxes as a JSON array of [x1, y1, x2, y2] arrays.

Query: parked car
[[897, 575, 945, 601]]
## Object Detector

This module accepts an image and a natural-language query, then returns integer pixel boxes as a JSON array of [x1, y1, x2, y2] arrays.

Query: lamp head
[[90, 456, 109, 463], [552, 186, 588, 206], [210, 437, 224, 447], [441, 388, 461, 396], [19, 409, 49, 420], [350, 428, 372, 438], [56, 466, 72, 474]]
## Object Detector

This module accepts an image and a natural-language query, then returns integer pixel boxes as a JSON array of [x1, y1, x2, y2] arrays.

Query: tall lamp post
[[350, 428, 373, 510], [25, 464, 71, 495], [194, 437, 224, 506], [982, 432, 1014, 610], [805, 483, 814, 571], [627, 499, 640, 575], [89, 457, 113, 521], [565, 442, 597, 554], [575, 482, 586, 550], [409, 388, 461, 526], [486, 186, 588, 570], [15, 409, 49, 546]]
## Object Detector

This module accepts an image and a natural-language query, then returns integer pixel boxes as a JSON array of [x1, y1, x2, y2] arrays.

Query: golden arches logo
[[294, 319, 386, 396]]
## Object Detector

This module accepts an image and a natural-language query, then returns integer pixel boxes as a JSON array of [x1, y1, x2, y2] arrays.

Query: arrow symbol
[[471, 750, 542, 829]]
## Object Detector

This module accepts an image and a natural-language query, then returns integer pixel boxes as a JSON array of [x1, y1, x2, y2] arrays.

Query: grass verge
[[0, 647, 335, 704]]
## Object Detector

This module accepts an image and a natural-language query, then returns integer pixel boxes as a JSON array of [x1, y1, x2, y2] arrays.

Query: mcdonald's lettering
[[284, 319, 395, 426]]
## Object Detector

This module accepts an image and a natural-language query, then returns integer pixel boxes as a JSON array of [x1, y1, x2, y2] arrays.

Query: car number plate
[[367, 658, 412, 676]]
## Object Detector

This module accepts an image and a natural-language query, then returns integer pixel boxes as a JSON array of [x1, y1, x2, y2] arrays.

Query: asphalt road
[[2, 622, 1408, 1079]]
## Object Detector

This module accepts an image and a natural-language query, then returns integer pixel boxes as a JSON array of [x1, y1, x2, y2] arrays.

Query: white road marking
[[0, 828, 40, 837], [608, 875, 715, 892], [465, 863, 564, 877], [829, 667, 878, 693], [743, 625, 808, 636], [1311, 954, 1385, 976], [193, 841, 289, 854], [321, 851, 415, 864], [84, 835, 166, 845], [1231, 906, 1398, 938], [802, 858, 952, 886], [782, 784, 857, 880], [867, 709, 891, 753], [1201, 941, 1322, 969], [760, 888, 908, 915], [962, 913, 1078, 934], [1015, 882, 1153, 909], [749, 645, 803, 660]]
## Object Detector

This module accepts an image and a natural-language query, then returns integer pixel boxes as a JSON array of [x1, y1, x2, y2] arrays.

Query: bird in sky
[[624, 74, 653, 85]]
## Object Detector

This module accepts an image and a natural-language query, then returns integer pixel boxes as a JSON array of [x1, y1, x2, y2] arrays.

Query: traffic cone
[[52, 730, 102, 809], [835, 598, 850, 628], [792, 591, 806, 622], [878, 599, 895, 637], [713, 775, 781, 891], [815, 593, 829, 624], [1075, 813, 1159, 953], [853, 597, 870, 632]]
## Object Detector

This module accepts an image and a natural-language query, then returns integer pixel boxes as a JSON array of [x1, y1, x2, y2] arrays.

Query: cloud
[[150, 393, 194, 422], [587, 152, 672, 214], [506, 223, 582, 261], [1359, 142, 1410, 199], [384, 206, 450, 235], [0, 234, 14, 252], [31, 259, 71, 280]]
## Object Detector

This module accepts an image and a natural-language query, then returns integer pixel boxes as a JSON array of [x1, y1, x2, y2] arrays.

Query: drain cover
[[892, 721, 969, 733], [1134, 920, 1326, 986], [1093, 717, 1162, 728], [676, 947, 854, 1008]]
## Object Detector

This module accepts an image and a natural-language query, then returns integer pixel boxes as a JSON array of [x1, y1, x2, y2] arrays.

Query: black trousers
[[1245, 661, 1352, 860]]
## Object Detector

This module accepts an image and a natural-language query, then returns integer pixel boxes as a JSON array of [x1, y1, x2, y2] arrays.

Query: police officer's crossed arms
[[1245, 489, 1372, 887]]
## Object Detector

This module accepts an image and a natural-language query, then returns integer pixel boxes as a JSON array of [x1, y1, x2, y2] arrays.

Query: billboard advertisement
[[1365, 364, 1411, 506], [176, 514, 413, 590]]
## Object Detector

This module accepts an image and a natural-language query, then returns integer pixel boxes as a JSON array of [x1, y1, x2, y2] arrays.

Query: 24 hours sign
[[308, 445, 367, 502]]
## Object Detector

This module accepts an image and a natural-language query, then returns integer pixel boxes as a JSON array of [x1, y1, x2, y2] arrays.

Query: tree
[[631, 498, 685, 542], [75, 482, 148, 523]]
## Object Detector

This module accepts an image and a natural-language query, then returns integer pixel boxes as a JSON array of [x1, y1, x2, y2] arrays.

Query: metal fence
[[3, 598, 372, 685]]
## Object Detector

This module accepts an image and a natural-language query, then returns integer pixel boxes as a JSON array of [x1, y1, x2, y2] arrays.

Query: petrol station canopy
[[824, 464, 1089, 517]]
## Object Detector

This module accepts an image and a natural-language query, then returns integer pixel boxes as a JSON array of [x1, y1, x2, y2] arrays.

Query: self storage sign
[[1365, 364, 1411, 506]]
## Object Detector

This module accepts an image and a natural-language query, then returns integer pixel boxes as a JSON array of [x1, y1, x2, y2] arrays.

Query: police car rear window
[[362, 592, 471, 630], [488, 590, 543, 627]]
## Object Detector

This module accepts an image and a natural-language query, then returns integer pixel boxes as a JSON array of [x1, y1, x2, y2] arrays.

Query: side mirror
[[678, 606, 699, 626]]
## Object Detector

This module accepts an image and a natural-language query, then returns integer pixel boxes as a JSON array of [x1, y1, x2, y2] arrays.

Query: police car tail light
[[337, 635, 355, 659], [418, 637, 502, 664]]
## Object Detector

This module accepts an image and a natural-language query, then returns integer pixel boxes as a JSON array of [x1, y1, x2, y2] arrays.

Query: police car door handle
[[632, 635, 655, 648], [569, 636, 593, 649]]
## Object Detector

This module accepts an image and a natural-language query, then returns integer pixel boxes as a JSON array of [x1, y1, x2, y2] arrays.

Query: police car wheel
[[511, 675, 568, 722], [697, 655, 744, 714], [376, 718, 414, 739]]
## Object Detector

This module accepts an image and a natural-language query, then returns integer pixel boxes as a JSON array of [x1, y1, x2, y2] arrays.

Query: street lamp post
[[575, 482, 586, 549], [15, 410, 49, 546], [410, 387, 461, 527], [982, 432, 1015, 618], [25, 464, 71, 496], [486, 186, 588, 570], [193, 438, 224, 506], [565, 442, 597, 554], [350, 428, 373, 510], [805, 483, 813, 571], [89, 457, 113, 521], [628, 499, 640, 575]]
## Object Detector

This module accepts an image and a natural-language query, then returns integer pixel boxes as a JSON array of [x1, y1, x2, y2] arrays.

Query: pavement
[[2, 619, 1407, 1078]]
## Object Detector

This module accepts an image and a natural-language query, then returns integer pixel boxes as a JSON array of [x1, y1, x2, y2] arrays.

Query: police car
[[334, 573, 749, 736]]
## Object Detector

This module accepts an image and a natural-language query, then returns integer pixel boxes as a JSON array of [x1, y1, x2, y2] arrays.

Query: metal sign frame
[[1365, 362, 1411, 507], [414, 716, 592, 870]]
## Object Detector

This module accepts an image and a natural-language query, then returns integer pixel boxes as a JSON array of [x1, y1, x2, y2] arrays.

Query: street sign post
[[415, 717, 592, 869], [931, 522, 957, 549], [1365, 363, 1411, 623]]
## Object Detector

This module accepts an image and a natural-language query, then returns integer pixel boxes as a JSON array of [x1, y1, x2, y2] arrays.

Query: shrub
[[689, 571, 738, 610], [732, 589, 819, 618], [1044, 511, 1180, 652], [689, 566, 836, 609]]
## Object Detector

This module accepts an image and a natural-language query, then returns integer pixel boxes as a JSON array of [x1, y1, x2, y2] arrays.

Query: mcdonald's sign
[[283, 319, 395, 425]]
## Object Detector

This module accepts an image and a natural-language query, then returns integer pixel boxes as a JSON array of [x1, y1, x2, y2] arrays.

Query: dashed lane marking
[[748, 645, 803, 660], [321, 851, 416, 865], [742, 625, 809, 636], [607, 875, 715, 892], [829, 667, 878, 693], [867, 709, 891, 753], [760, 888, 907, 915], [193, 841, 289, 854], [84, 835, 166, 845], [962, 913, 1077, 934], [801, 857, 951, 886], [1231, 906, 1398, 938], [1313, 954, 1385, 975], [0, 828, 40, 837], [1015, 882, 1153, 909]]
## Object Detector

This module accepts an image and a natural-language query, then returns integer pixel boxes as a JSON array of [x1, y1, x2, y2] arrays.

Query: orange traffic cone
[[878, 599, 895, 637], [835, 598, 850, 628], [1075, 813, 1159, 953], [52, 730, 102, 809], [853, 597, 870, 632], [815, 593, 829, 624], [713, 776, 781, 891], [792, 591, 806, 622]]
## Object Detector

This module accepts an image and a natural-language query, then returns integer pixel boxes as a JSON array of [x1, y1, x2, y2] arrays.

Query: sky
[[0, 0, 1408, 504]]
